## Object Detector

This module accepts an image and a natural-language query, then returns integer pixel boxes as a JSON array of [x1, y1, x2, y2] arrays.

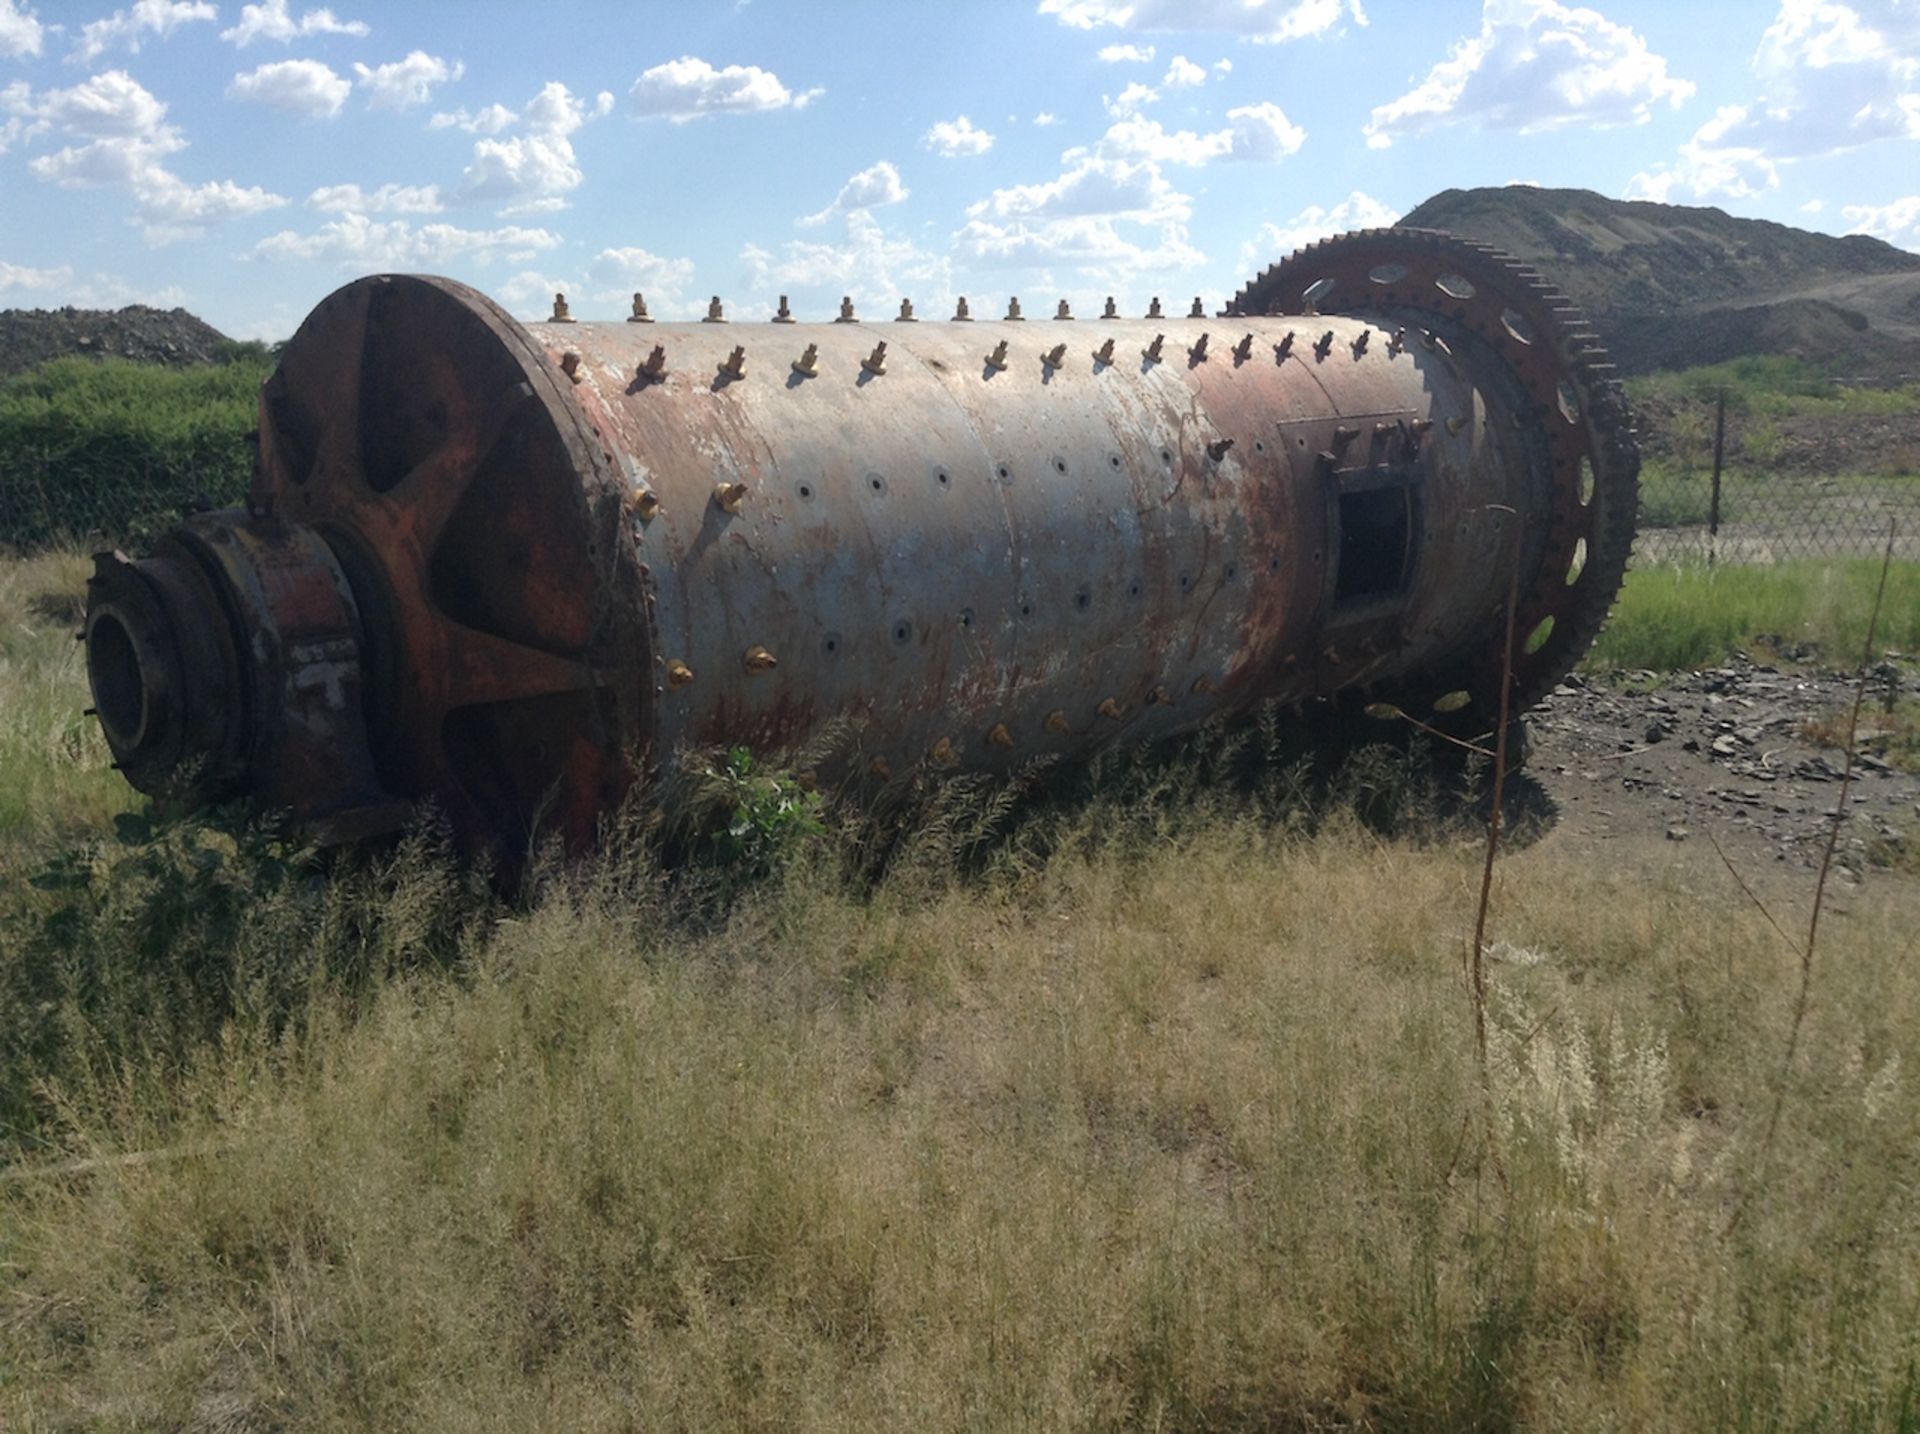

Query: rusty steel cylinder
[[82, 228, 1638, 860]]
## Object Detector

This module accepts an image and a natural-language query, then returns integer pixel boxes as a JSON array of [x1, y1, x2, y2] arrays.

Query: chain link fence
[[1632, 379, 1920, 564]]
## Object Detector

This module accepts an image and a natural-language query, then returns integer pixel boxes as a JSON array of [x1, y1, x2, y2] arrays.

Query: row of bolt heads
[[561, 322, 1435, 389], [555, 291, 1234, 325]]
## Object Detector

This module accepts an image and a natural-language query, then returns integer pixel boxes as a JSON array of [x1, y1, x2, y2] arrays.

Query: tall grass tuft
[[1588, 558, 1920, 671]]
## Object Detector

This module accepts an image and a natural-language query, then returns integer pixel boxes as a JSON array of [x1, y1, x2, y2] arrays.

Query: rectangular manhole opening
[[1334, 485, 1414, 605]]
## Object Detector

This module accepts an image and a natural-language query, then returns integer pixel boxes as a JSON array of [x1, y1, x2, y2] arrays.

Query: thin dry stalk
[[1468, 510, 1523, 1073], [1729, 519, 1897, 1234], [1704, 827, 1800, 978], [1457, 508, 1524, 1197]]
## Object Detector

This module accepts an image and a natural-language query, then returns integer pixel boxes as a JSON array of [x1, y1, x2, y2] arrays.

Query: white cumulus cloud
[[220, 0, 367, 45], [1843, 195, 1920, 250], [740, 209, 950, 316], [1239, 191, 1401, 267], [308, 181, 441, 213], [429, 102, 516, 134], [1364, 0, 1693, 149], [0, 262, 184, 308], [228, 59, 352, 117], [799, 159, 907, 226], [252, 214, 561, 266], [1084, 102, 1306, 165], [1162, 55, 1206, 87], [0, 258, 73, 290], [1097, 42, 1155, 62], [587, 245, 698, 312], [628, 55, 820, 122], [16, 69, 287, 244], [71, 0, 215, 63], [923, 114, 994, 156], [1042, 0, 1366, 43], [1626, 1, 1920, 203], [353, 51, 462, 111], [1034, 111, 1061, 125], [1105, 81, 1159, 117], [969, 155, 1190, 225], [453, 80, 601, 210], [1, 0, 45, 59]]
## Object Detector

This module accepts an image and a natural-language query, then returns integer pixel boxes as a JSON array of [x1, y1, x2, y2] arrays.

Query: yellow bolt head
[[743, 645, 778, 673], [666, 660, 694, 689], [714, 481, 747, 513]]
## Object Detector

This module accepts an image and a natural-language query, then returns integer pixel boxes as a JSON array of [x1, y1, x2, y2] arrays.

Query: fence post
[[1708, 387, 1726, 566]]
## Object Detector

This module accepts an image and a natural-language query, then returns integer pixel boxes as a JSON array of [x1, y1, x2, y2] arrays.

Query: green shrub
[[1627, 355, 1920, 421], [0, 353, 272, 551]]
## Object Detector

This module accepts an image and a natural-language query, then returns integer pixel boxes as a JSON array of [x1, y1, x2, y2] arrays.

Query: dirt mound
[[1398, 186, 1920, 376], [0, 305, 234, 380]]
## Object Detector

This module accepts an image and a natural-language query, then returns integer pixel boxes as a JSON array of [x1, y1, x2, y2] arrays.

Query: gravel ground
[[1522, 657, 1918, 887]]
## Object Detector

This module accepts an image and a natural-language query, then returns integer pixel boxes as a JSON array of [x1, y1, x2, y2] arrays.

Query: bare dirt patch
[[1523, 657, 1919, 886]]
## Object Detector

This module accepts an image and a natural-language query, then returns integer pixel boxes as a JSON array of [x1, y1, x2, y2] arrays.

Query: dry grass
[[4, 552, 1920, 1429], [0, 549, 138, 870], [4, 821, 1919, 1428]]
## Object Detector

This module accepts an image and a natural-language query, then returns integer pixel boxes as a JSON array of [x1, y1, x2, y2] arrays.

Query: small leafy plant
[[700, 746, 825, 879]]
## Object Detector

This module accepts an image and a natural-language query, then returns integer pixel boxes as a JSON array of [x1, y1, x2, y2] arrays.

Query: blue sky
[[2, 0, 1917, 340]]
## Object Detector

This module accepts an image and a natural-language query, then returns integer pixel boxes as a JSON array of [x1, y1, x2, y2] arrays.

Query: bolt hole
[[868, 473, 887, 494], [1268, 555, 1281, 573], [1109, 454, 1122, 469], [958, 607, 974, 629], [1127, 579, 1142, 599], [1053, 457, 1067, 474], [997, 464, 1011, 480], [798, 483, 814, 500], [1557, 378, 1581, 425], [1253, 440, 1264, 452], [1223, 563, 1237, 582], [1566, 537, 1588, 586], [892, 619, 913, 646], [822, 633, 841, 657], [1161, 449, 1173, 465], [1019, 601, 1033, 618], [1178, 572, 1193, 592], [936, 469, 950, 487], [1073, 589, 1090, 611]]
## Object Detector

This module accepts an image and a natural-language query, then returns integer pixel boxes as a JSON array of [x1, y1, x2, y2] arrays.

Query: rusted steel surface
[[84, 229, 1639, 863]]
